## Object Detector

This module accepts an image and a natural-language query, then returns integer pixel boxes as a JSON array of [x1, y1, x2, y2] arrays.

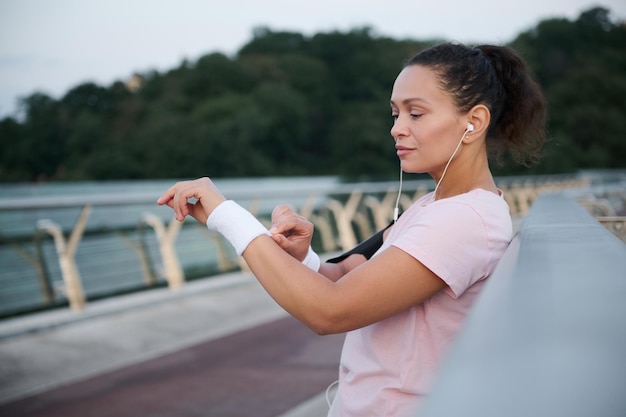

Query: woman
[[157, 42, 546, 416]]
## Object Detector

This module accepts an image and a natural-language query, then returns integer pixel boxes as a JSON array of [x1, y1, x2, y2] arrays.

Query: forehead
[[390, 65, 448, 104]]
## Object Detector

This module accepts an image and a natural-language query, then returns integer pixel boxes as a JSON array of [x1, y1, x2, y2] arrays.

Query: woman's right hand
[[269, 205, 314, 262]]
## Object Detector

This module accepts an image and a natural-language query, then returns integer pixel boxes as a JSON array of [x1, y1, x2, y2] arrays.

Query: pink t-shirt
[[328, 189, 513, 417]]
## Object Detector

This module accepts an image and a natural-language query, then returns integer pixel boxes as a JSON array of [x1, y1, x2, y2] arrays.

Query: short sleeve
[[390, 201, 491, 298]]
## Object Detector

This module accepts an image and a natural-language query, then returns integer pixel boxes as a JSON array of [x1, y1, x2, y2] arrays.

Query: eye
[[410, 113, 423, 119], [391, 113, 399, 122]]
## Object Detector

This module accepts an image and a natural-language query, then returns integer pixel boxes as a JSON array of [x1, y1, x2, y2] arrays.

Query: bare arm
[[318, 254, 367, 282], [242, 236, 445, 335], [268, 204, 367, 282], [158, 178, 446, 335]]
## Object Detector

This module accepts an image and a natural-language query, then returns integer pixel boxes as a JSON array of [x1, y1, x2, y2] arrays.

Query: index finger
[[271, 204, 294, 223], [156, 186, 176, 206], [156, 183, 188, 221], [269, 216, 300, 236]]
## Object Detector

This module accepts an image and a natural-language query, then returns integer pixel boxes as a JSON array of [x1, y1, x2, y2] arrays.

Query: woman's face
[[390, 65, 467, 176]]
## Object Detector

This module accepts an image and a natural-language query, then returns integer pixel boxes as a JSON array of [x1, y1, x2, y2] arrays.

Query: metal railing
[[0, 174, 597, 317], [420, 192, 626, 417]]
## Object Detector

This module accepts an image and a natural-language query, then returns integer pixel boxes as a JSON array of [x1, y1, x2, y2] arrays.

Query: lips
[[395, 145, 413, 157]]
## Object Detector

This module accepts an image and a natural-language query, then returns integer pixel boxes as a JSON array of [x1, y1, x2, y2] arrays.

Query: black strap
[[326, 220, 395, 264]]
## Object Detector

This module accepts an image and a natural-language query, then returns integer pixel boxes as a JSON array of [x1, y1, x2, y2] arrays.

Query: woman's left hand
[[269, 204, 314, 261], [156, 177, 226, 223]]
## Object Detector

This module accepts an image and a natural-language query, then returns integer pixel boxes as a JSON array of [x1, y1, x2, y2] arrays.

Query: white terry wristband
[[205, 200, 270, 256], [302, 246, 321, 271]]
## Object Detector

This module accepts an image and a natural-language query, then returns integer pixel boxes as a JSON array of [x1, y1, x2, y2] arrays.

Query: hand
[[269, 205, 314, 261], [156, 177, 226, 223]]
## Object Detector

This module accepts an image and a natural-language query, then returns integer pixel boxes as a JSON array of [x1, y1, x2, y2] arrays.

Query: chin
[[399, 160, 418, 174]]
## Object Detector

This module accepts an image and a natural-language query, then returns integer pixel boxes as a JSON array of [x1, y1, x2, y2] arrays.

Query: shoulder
[[389, 189, 512, 296], [400, 189, 509, 234]]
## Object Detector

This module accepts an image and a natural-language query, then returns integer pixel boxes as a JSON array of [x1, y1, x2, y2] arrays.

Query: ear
[[464, 104, 491, 143]]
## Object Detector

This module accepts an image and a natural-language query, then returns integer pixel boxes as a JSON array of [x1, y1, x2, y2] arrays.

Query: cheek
[[415, 124, 447, 151], [414, 125, 460, 161]]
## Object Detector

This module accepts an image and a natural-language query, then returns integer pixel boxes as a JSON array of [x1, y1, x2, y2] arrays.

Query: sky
[[1, 0, 624, 119]]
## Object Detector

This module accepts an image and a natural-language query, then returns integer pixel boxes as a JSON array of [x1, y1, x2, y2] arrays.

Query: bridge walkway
[[0, 272, 344, 417]]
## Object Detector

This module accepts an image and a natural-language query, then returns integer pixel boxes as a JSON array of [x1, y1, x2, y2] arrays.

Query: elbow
[[308, 321, 340, 336], [309, 321, 336, 336], [304, 308, 351, 336], [293, 281, 355, 335]]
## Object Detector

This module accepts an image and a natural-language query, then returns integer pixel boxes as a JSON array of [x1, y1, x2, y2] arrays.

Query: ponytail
[[477, 45, 546, 165], [405, 43, 546, 165]]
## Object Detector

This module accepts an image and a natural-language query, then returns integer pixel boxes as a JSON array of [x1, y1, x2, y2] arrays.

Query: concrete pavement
[[0, 272, 343, 416]]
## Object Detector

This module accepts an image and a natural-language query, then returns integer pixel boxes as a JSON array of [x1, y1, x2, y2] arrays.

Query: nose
[[390, 117, 407, 141]]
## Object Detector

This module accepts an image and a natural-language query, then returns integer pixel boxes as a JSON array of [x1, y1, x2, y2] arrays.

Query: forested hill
[[1, 6, 624, 182]]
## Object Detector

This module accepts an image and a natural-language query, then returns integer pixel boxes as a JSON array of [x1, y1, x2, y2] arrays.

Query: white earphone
[[432, 122, 474, 199], [393, 122, 475, 220]]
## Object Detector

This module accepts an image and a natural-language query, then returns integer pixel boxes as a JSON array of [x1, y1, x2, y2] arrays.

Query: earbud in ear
[[467, 122, 474, 132]]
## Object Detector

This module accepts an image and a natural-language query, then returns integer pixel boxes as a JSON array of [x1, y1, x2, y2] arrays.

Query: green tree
[[329, 101, 397, 178], [0, 117, 27, 181], [14, 93, 63, 180], [1, 7, 624, 182], [510, 6, 626, 172]]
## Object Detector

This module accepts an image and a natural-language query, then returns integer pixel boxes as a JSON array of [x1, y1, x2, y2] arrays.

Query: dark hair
[[405, 42, 546, 165]]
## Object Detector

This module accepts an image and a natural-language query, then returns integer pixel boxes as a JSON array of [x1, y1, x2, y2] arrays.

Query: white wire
[[433, 128, 468, 199], [393, 162, 403, 222], [324, 129, 467, 411], [325, 379, 339, 408]]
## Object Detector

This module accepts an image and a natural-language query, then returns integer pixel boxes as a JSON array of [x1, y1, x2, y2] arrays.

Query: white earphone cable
[[325, 379, 339, 408], [433, 125, 472, 199], [393, 162, 403, 222], [393, 123, 471, 217]]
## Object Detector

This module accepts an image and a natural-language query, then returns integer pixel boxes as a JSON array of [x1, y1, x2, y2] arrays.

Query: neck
[[432, 154, 497, 200]]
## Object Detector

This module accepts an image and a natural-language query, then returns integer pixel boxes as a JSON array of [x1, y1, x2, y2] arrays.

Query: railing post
[[596, 216, 626, 243], [326, 190, 363, 251], [142, 213, 184, 290], [364, 190, 396, 230], [119, 228, 157, 286], [198, 226, 238, 272], [298, 194, 319, 220], [11, 239, 54, 306], [311, 212, 339, 252], [36, 205, 91, 311]]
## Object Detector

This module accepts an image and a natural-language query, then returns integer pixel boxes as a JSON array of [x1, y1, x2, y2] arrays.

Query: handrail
[[0, 192, 161, 210], [0, 175, 595, 316], [0, 180, 408, 211], [420, 193, 626, 417], [0, 173, 591, 211]]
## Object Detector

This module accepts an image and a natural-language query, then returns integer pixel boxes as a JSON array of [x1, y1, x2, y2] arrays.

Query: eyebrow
[[390, 97, 431, 106]]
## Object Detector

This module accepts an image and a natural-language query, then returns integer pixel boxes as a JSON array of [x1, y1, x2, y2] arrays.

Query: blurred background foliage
[[0, 7, 624, 182]]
